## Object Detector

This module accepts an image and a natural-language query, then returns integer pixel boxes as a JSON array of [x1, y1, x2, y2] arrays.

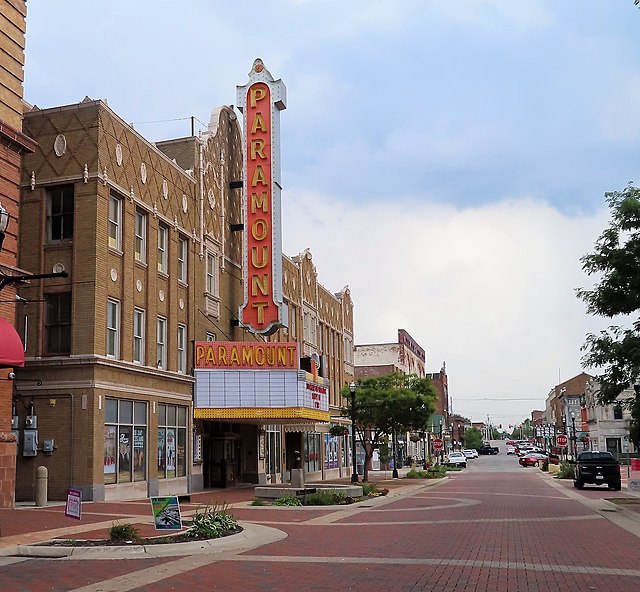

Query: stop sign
[[557, 434, 568, 448], [433, 438, 444, 451]]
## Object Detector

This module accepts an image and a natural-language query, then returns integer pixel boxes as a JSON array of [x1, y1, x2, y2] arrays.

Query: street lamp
[[349, 381, 358, 483], [570, 412, 577, 460], [0, 202, 9, 252], [420, 431, 427, 469], [439, 419, 443, 463]]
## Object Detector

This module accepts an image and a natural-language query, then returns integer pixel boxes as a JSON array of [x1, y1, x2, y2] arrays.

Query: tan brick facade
[[13, 98, 355, 499]]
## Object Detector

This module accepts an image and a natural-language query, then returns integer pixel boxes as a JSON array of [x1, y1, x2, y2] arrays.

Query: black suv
[[573, 451, 621, 491]]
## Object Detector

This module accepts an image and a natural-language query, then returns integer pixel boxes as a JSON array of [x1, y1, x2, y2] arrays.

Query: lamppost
[[570, 411, 577, 460], [420, 431, 427, 469], [349, 382, 358, 483], [439, 419, 443, 463]]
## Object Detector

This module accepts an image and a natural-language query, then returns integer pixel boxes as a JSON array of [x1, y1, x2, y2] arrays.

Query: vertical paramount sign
[[237, 59, 287, 335]]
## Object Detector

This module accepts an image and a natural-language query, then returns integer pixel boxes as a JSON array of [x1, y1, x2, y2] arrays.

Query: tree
[[463, 427, 483, 450], [577, 183, 640, 444], [341, 373, 436, 482]]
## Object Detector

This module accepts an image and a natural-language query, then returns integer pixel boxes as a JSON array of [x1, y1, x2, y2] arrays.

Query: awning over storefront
[[0, 317, 24, 368]]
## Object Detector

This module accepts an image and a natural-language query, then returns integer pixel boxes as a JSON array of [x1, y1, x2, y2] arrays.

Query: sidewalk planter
[[547, 463, 560, 475]]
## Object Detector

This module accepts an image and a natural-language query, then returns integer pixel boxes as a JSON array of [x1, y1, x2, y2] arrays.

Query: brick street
[[1, 455, 640, 592]]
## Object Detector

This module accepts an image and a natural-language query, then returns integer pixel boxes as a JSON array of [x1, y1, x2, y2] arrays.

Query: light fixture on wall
[[0, 202, 10, 252]]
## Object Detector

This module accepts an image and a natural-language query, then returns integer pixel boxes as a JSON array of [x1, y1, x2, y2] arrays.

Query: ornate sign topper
[[237, 59, 287, 335]]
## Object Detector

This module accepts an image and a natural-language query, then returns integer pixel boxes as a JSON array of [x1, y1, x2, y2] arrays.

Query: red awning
[[0, 317, 24, 368]]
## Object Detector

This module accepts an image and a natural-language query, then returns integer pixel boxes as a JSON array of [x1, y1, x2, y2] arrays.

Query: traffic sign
[[557, 434, 568, 448], [433, 438, 444, 451]]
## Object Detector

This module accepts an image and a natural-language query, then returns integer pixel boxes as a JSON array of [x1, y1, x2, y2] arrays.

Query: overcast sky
[[23, 1, 640, 429]]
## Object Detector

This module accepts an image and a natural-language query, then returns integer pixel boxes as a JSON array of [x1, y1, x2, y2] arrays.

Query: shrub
[[187, 503, 239, 539], [303, 490, 346, 506], [109, 522, 140, 543], [273, 495, 303, 507], [406, 466, 447, 479], [361, 482, 379, 496], [557, 461, 575, 480], [251, 498, 267, 506]]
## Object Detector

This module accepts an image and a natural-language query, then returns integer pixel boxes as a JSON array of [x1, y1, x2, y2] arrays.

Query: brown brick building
[[0, 0, 36, 509], [13, 94, 355, 501]]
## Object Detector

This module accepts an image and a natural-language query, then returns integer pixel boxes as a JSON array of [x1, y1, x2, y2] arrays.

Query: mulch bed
[[38, 526, 243, 547]]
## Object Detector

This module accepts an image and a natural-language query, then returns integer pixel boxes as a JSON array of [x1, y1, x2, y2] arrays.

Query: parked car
[[463, 449, 478, 459], [518, 452, 553, 467], [573, 451, 621, 491], [506, 445, 516, 455], [446, 451, 467, 468], [478, 445, 499, 455]]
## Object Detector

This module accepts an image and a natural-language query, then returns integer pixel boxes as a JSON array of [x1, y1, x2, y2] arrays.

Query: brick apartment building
[[12, 83, 354, 501]]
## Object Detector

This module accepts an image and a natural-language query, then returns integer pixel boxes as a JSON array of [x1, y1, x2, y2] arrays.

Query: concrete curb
[[0, 521, 287, 560]]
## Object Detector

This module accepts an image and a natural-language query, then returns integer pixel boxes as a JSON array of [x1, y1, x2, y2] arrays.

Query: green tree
[[463, 427, 483, 450], [577, 183, 640, 445], [341, 373, 436, 482]]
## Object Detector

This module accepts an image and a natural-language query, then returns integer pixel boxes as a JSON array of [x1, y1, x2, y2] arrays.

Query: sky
[[22, 1, 640, 429]]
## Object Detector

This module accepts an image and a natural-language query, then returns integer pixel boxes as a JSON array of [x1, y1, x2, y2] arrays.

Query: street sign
[[557, 434, 568, 448], [433, 438, 444, 451]]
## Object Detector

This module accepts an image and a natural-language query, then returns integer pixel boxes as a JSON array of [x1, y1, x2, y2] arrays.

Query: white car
[[463, 449, 478, 459], [506, 445, 516, 455], [447, 451, 467, 468]]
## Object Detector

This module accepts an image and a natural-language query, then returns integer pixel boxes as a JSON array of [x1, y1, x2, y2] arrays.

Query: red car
[[518, 452, 559, 467]]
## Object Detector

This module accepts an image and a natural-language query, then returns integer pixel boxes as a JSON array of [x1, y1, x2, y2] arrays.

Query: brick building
[[0, 0, 36, 509], [13, 87, 355, 501]]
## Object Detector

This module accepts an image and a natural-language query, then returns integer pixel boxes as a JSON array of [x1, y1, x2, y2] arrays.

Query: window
[[157, 404, 188, 479], [157, 225, 168, 274], [304, 433, 321, 473], [104, 399, 147, 484], [47, 185, 74, 241], [135, 211, 147, 263], [106, 299, 120, 358], [613, 405, 623, 420], [157, 316, 167, 369], [133, 308, 145, 365], [45, 292, 71, 354], [290, 305, 296, 339], [206, 252, 216, 294], [177, 324, 186, 374], [108, 193, 122, 250], [265, 425, 281, 475], [178, 236, 187, 283]]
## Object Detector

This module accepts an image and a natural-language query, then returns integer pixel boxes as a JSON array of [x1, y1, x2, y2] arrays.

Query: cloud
[[282, 189, 610, 425]]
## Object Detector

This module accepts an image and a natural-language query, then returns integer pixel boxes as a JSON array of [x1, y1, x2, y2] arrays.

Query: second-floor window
[[157, 316, 167, 369], [133, 308, 145, 365], [108, 193, 122, 250], [613, 405, 623, 420], [106, 299, 120, 358], [177, 325, 187, 374], [45, 292, 71, 354], [157, 225, 168, 274], [47, 185, 74, 241], [135, 211, 147, 263]]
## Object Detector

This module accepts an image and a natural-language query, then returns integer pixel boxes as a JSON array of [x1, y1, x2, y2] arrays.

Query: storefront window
[[158, 403, 188, 479], [104, 399, 147, 484], [324, 434, 338, 470], [304, 433, 321, 473], [265, 425, 281, 475]]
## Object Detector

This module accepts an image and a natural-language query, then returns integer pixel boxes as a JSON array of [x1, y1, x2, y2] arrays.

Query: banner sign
[[150, 496, 182, 530], [65, 488, 82, 520], [237, 58, 287, 335]]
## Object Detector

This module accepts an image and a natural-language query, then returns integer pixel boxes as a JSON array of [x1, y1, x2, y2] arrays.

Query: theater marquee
[[193, 341, 329, 422], [236, 58, 287, 336]]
